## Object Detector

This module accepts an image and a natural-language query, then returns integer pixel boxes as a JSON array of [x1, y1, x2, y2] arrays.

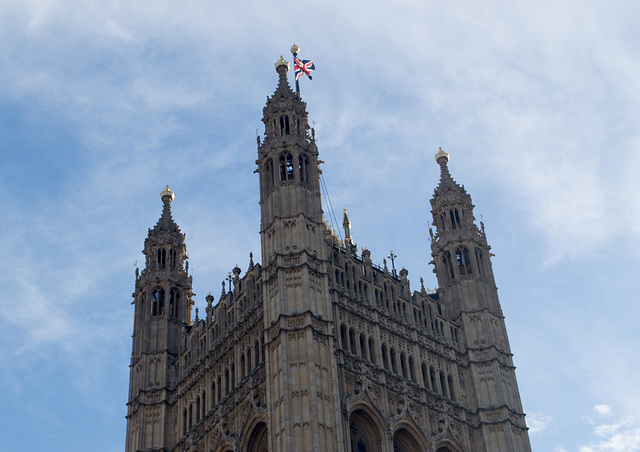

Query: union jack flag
[[294, 57, 315, 81]]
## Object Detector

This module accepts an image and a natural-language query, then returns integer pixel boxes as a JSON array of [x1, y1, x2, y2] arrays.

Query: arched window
[[430, 368, 437, 393], [381, 344, 389, 370], [421, 363, 428, 389], [390, 348, 397, 374], [217, 376, 221, 402], [349, 329, 357, 355], [298, 155, 309, 182], [183, 408, 187, 435], [448, 375, 456, 401], [230, 364, 235, 392], [449, 208, 461, 229], [157, 248, 166, 269], [196, 397, 201, 422], [475, 248, 485, 275], [340, 325, 347, 350], [456, 246, 472, 275], [279, 152, 294, 181], [255, 340, 260, 364], [202, 390, 206, 416], [152, 288, 165, 316], [368, 338, 376, 364], [400, 353, 407, 378], [440, 372, 448, 398], [409, 357, 416, 382], [241, 354, 246, 380], [442, 251, 455, 281], [265, 158, 274, 191], [169, 288, 180, 318], [359, 334, 367, 359]]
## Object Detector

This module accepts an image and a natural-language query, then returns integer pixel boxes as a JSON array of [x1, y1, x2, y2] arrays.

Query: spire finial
[[275, 56, 290, 73], [435, 147, 449, 165], [161, 185, 175, 202]]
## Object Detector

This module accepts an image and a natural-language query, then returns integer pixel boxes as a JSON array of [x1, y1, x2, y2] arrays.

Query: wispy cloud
[[528, 412, 553, 436], [580, 406, 640, 452]]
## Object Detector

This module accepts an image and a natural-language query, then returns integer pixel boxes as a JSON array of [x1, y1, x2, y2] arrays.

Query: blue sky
[[1, 1, 639, 451]]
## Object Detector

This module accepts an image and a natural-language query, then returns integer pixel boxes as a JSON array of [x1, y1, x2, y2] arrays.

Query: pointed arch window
[[390, 348, 397, 374], [456, 247, 472, 275], [381, 344, 389, 370], [169, 288, 180, 318], [279, 152, 294, 181], [368, 338, 376, 364], [442, 251, 455, 281], [265, 158, 274, 191], [430, 368, 437, 393], [279, 115, 290, 135], [449, 208, 461, 229], [475, 248, 485, 275], [169, 249, 177, 270], [152, 288, 165, 316], [298, 155, 309, 183], [157, 248, 166, 269]]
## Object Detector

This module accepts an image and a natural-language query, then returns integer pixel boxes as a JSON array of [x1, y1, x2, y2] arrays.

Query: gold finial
[[160, 185, 175, 202], [291, 44, 300, 55], [275, 56, 290, 71], [435, 146, 449, 164]]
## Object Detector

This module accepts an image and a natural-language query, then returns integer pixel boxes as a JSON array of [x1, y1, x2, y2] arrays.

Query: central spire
[[154, 185, 180, 233]]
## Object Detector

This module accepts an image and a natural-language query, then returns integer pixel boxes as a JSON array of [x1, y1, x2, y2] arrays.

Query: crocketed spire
[[153, 185, 181, 234], [431, 148, 471, 210], [262, 56, 308, 125]]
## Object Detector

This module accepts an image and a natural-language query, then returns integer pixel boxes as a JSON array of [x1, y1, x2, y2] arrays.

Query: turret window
[[456, 247, 472, 275], [279, 115, 290, 135], [475, 248, 485, 275], [152, 288, 165, 316], [279, 153, 294, 181], [299, 155, 309, 182], [157, 248, 166, 269], [265, 158, 274, 191], [169, 288, 180, 318], [169, 249, 177, 270], [442, 251, 455, 281], [449, 208, 461, 229]]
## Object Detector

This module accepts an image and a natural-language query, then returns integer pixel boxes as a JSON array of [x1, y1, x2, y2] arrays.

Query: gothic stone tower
[[257, 56, 345, 451], [124, 58, 531, 452], [428, 148, 531, 450], [126, 186, 194, 452]]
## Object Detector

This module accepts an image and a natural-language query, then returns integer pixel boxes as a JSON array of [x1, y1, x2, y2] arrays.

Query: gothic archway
[[392, 426, 424, 452], [349, 408, 383, 452], [244, 421, 267, 452]]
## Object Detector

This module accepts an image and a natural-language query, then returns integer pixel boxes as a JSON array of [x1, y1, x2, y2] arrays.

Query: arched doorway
[[349, 409, 382, 452], [245, 421, 268, 452], [392, 427, 422, 452]]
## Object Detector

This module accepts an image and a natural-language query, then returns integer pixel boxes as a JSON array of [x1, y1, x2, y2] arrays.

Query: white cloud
[[595, 404, 612, 417], [528, 412, 552, 436], [579, 407, 640, 452]]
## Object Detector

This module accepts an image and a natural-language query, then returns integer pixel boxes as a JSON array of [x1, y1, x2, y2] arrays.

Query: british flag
[[294, 57, 315, 81]]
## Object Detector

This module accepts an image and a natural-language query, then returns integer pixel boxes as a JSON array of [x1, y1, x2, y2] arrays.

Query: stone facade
[[125, 58, 532, 452]]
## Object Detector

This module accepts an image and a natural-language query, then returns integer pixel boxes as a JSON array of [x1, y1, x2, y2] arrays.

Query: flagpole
[[291, 43, 300, 95]]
